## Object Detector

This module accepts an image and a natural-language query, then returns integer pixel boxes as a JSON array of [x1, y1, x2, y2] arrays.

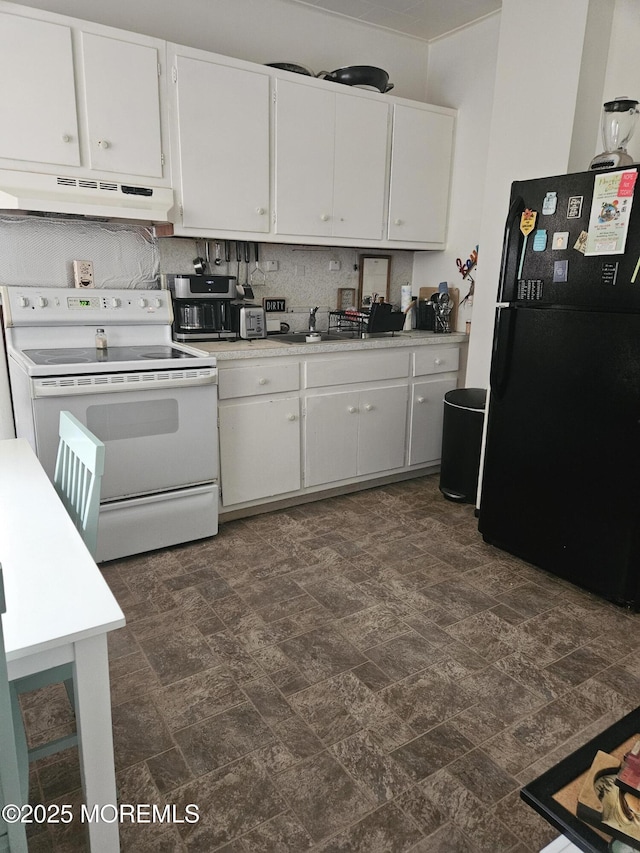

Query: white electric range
[[2, 286, 219, 562]]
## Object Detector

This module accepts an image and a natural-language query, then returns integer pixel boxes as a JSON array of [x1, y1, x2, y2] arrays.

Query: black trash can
[[439, 388, 486, 503]]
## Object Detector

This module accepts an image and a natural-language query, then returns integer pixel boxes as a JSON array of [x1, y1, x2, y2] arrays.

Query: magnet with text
[[518, 209, 537, 277], [552, 231, 569, 250], [553, 260, 569, 283], [567, 196, 584, 219], [601, 262, 619, 286]]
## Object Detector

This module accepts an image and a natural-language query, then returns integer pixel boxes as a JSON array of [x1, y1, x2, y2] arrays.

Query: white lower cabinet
[[408, 377, 457, 466], [219, 395, 301, 506], [304, 383, 408, 487], [217, 343, 463, 512]]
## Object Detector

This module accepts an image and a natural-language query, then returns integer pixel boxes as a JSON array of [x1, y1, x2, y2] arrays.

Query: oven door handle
[[31, 370, 218, 398]]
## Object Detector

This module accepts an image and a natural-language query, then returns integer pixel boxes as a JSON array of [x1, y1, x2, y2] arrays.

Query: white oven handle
[[31, 369, 218, 398]]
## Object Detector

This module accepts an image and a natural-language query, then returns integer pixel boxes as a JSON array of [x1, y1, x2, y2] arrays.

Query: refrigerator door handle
[[498, 195, 525, 303], [490, 306, 516, 399]]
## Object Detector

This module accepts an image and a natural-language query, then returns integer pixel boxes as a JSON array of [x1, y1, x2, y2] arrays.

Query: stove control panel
[[3, 287, 171, 327]]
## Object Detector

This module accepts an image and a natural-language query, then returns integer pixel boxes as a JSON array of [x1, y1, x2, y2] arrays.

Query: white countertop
[[197, 330, 468, 360]]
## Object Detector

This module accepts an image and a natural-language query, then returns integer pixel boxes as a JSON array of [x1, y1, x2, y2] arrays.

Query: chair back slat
[[53, 412, 106, 559], [0, 567, 28, 851]]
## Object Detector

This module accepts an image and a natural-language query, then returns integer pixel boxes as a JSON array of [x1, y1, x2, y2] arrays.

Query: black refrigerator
[[478, 166, 640, 607]]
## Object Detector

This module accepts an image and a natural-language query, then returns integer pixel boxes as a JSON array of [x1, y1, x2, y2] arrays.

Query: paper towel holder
[[358, 255, 391, 308]]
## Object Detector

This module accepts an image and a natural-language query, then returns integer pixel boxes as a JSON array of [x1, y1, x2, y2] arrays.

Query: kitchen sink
[[270, 332, 361, 344]]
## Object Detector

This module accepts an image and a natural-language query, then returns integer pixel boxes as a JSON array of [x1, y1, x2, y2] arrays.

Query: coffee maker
[[164, 274, 237, 342]]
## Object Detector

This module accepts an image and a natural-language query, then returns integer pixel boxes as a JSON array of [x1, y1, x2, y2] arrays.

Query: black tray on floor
[[521, 706, 640, 853]]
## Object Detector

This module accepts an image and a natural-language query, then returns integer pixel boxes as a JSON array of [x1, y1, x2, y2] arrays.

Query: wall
[[465, 0, 614, 389], [12, 0, 430, 101], [599, 0, 640, 164], [412, 13, 500, 333]]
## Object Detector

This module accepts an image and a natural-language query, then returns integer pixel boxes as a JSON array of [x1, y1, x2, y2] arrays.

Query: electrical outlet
[[295, 264, 306, 277], [263, 260, 279, 272], [73, 260, 94, 289], [329, 260, 341, 271]]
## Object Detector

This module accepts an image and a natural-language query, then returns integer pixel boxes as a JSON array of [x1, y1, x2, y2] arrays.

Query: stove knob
[[110, 298, 121, 308], [153, 298, 162, 308], [18, 296, 30, 308], [138, 297, 148, 308], [38, 297, 48, 308]]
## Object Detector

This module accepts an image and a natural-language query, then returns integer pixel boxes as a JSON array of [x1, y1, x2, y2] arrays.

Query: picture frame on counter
[[337, 288, 357, 310]]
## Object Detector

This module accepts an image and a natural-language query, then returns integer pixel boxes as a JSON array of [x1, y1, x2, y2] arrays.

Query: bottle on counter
[[95, 328, 108, 349]]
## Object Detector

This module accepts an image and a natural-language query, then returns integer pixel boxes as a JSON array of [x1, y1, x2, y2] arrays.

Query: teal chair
[[11, 412, 106, 762], [53, 411, 106, 559], [0, 566, 29, 853]]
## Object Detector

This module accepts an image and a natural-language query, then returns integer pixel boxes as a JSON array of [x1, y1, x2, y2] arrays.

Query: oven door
[[30, 375, 218, 500]]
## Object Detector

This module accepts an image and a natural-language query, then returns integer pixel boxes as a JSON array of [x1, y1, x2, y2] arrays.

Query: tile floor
[[21, 474, 640, 852]]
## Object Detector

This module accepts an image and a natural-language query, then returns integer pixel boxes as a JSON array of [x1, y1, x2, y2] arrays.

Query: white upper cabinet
[[81, 32, 163, 178], [388, 104, 454, 245], [169, 46, 270, 235], [0, 3, 166, 184], [274, 78, 389, 241], [0, 13, 80, 167]]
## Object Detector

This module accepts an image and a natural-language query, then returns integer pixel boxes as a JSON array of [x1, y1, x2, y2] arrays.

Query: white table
[[0, 438, 125, 852]]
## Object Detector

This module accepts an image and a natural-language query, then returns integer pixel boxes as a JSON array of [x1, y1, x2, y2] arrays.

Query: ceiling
[[286, 0, 501, 41]]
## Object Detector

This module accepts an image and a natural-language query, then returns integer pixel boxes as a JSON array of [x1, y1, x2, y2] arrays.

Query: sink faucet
[[309, 306, 319, 333]]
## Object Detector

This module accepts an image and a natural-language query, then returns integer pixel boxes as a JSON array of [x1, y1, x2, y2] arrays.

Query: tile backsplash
[[0, 216, 415, 332], [159, 239, 415, 332]]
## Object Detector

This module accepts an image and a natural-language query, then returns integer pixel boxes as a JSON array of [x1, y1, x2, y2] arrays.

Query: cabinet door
[[81, 32, 164, 178], [357, 384, 408, 475], [305, 390, 359, 487], [408, 377, 457, 466], [219, 396, 300, 506], [0, 13, 80, 166], [388, 105, 454, 244], [332, 93, 388, 240], [274, 79, 334, 237], [173, 52, 270, 233]]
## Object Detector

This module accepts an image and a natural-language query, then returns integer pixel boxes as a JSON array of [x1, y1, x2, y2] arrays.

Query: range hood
[[0, 169, 174, 222]]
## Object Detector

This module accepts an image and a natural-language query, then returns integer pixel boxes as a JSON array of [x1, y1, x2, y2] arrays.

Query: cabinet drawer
[[218, 362, 300, 399], [305, 351, 410, 388], [413, 347, 459, 377]]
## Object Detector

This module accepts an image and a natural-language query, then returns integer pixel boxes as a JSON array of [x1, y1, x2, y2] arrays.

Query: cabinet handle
[[62, 134, 72, 143], [364, 404, 373, 412], [258, 378, 268, 385], [255, 207, 265, 215], [394, 218, 403, 226], [347, 406, 358, 414], [417, 396, 426, 404], [434, 358, 443, 366], [287, 413, 296, 421], [97, 139, 110, 149], [320, 213, 330, 222]]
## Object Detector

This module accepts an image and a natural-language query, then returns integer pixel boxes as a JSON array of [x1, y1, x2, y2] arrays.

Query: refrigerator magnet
[[532, 229, 548, 251], [542, 192, 557, 215], [567, 196, 584, 218], [601, 262, 619, 286], [518, 209, 537, 276], [552, 231, 569, 250], [553, 260, 569, 282], [574, 231, 588, 254]]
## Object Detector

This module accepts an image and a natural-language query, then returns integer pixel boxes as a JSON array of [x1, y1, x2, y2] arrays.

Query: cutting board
[[419, 287, 459, 332]]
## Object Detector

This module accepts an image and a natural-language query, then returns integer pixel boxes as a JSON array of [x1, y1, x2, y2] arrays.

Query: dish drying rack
[[328, 309, 369, 336]]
